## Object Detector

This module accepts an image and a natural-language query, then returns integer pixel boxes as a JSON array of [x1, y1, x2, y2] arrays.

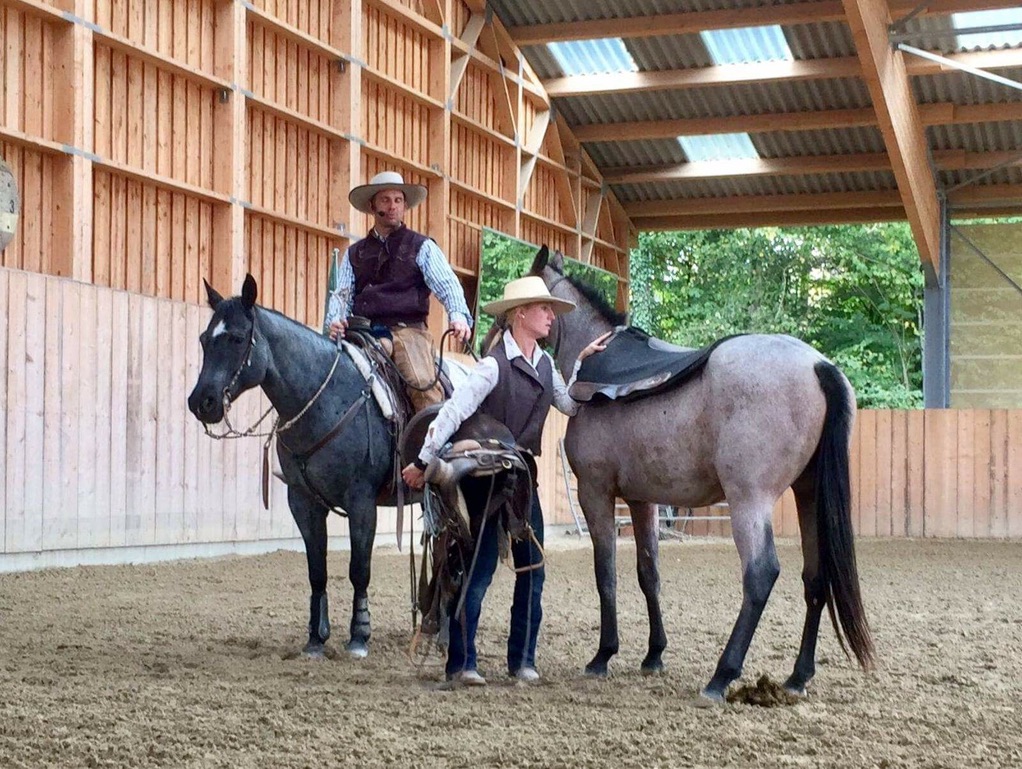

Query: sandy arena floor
[[1, 535, 1020, 768]]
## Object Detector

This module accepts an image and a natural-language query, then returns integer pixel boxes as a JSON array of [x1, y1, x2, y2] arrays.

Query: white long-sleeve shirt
[[419, 329, 581, 465]]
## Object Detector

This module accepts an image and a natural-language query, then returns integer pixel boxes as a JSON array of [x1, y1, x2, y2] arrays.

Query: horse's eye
[[229, 334, 244, 345]]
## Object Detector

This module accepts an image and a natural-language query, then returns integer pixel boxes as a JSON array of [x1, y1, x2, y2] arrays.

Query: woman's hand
[[578, 331, 613, 362]]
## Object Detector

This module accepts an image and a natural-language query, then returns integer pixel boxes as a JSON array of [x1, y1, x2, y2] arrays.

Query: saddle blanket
[[569, 326, 737, 404]]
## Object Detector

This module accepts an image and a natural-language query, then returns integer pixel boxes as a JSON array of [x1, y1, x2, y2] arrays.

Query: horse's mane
[[219, 297, 336, 352], [563, 273, 626, 326]]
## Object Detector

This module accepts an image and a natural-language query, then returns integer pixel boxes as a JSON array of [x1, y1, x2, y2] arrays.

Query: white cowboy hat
[[348, 171, 427, 215], [481, 275, 576, 317]]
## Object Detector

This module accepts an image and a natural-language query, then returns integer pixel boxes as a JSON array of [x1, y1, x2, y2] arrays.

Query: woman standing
[[402, 275, 609, 686]]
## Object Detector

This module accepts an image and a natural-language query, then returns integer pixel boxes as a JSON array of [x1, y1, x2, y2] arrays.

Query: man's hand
[[328, 319, 348, 341], [402, 463, 426, 490], [450, 319, 471, 344]]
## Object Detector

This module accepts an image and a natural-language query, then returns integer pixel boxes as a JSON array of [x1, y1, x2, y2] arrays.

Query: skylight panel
[[678, 133, 760, 162], [547, 38, 638, 76], [952, 9, 1022, 49], [700, 25, 793, 65]]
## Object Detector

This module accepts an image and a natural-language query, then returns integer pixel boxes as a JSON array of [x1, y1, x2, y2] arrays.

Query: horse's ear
[[241, 273, 258, 309], [529, 245, 550, 275], [551, 249, 565, 273], [204, 278, 224, 310]]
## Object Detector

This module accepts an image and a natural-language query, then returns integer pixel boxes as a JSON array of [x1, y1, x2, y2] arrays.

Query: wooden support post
[[843, 0, 941, 268], [51, 2, 93, 281], [332, 0, 363, 239], [212, 0, 247, 293], [427, 1, 453, 339]]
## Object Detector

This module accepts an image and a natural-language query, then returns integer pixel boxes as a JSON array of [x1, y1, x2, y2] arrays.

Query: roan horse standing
[[528, 246, 874, 702], [188, 275, 392, 658]]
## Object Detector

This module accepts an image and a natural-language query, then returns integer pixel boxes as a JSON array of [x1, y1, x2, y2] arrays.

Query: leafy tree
[[629, 224, 924, 408]]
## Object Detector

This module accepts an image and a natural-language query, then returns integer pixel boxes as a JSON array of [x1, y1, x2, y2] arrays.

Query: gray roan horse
[[188, 275, 391, 659], [529, 246, 874, 703]]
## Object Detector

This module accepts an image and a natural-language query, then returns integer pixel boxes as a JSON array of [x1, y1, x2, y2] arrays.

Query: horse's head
[[526, 244, 570, 359], [188, 274, 269, 424]]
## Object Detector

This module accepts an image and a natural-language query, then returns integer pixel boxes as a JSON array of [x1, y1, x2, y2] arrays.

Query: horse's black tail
[[813, 361, 876, 671]]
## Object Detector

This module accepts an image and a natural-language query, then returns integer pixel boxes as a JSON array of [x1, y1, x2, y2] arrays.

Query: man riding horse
[[324, 170, 473, 412]]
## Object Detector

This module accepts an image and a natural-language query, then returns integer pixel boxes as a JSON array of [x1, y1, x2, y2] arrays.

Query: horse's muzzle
[[187, 388, 223, 424]]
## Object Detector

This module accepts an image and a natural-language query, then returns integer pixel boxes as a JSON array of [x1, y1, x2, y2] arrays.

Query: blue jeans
[[446, 492, 545, 676]]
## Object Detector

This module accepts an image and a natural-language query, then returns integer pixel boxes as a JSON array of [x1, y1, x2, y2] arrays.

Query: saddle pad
[[569, 326, 737, 403], [341, 341, 396, 420]]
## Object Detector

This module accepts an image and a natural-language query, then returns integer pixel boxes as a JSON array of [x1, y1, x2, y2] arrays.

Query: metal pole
[[890, 23, 1022, 44], [896, 44, 1022, 93]]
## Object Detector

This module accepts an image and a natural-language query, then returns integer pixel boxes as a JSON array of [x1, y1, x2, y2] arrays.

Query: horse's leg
[[288, 486, 331, 658], [701, 498, 781, 703], [344, 491, 378, 659], [784, 472, 825, 695], [628, 500, 667, 675], [579, 485, 619, 677]]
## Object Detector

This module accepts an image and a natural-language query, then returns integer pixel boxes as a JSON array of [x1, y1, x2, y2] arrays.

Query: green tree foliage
[[629, 225, 924, 408]]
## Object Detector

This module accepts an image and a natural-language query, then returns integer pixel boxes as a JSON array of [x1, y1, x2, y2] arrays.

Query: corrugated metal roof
[[489, 0, 790, 27], [555, 78, 874, 127], [489, 0, 1022, 227], [929, 122, 1022, 153], [614, 171, 899, 202]]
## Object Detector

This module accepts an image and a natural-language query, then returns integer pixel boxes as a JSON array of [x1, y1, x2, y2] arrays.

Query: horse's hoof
[[783, 682, 808, 698], [584, 662, 609, 678], [302, 642, 327, 659], [346, 640, 369, 659], [640, 660, 665, 676], [692, 688, 725, 708]]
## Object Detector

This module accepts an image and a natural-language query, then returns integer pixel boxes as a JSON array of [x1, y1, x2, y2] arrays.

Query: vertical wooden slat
[[857, 410, 877, 537], [972, 409, 992, 538], [109, 288, 129, 547], [155, 300, 174, 544], [889, 409, 908, 537], [4, 271, 27, 552], [124, 292, 144, 545], [924, 410, 958, 538], [42, 278, 65, 551], [874, 409, 893, 538], [1007, 411, 1022, 539], [22, 273, 46, 552], [989, 410, 1009, 538], [0, 270, 8, 551], [91, 285, 113, 550], [66, 282, 90, 550], [956, 409, 976, 538], [906, 409, 925, 537]]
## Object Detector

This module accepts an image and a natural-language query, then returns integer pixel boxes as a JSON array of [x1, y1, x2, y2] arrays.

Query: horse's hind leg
[[344, 493, 378, 658], [702, 498, 780, 703], [579, 485, 619, 677], [784, 472, 826, 696], [289, 487, 331, 658], [628, 500, 667, 674]]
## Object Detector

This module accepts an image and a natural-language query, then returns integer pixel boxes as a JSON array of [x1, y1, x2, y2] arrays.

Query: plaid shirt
[[323, 231, 472, 333]]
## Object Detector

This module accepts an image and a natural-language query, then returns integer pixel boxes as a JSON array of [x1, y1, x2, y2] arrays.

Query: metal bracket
[[337, 59, 347, 74], [218, 88, 231, 104]]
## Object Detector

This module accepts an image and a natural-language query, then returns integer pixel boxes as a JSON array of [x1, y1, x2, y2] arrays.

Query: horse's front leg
[[628, 500, 667, 675], [579, 486, 619, 677], [288, 487, 332, 658], [344, 490, 378, 659]]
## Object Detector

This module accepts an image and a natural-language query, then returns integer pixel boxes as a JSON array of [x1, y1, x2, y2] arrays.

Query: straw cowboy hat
[[348, 171, 427, 215], [481, 275, 576, 317]]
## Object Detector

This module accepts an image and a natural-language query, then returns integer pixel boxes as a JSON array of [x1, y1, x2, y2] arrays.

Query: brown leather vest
[[348, 225, 430, 326], [479, 338, 555, 456]]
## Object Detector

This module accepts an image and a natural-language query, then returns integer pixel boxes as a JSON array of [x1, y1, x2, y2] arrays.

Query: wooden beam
[[603, 150, 1022, 184], [844, 0, 940, 267], [510, 0, 1020, 45], [572, 101, 1022, 143], [625, 190, 903, 217], [542, 49, 1022, 98], [636, 207, 908, 230]]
